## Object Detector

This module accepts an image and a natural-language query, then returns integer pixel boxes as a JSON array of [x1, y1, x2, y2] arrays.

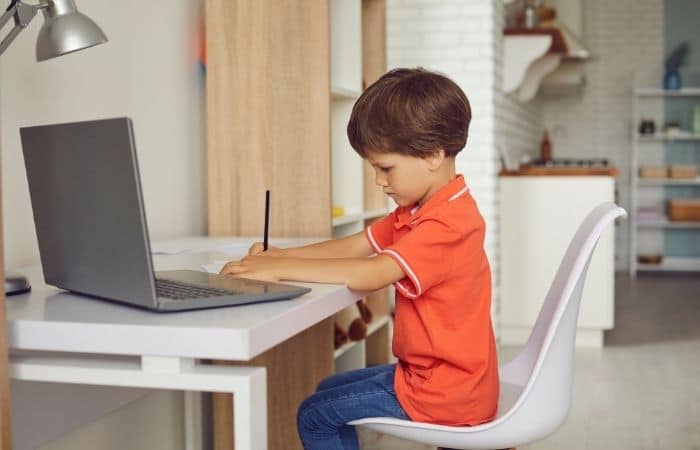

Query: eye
[[379, 166, 392, 173]]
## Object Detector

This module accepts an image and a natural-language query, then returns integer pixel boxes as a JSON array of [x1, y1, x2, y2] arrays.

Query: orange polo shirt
[[365, 175, 499, 426]]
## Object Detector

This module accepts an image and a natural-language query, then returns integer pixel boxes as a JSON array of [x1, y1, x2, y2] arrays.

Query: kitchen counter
[[500, 166, 619, 177]]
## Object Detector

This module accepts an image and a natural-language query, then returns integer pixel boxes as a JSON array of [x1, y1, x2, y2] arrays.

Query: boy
[[220, 68, 499, 450]]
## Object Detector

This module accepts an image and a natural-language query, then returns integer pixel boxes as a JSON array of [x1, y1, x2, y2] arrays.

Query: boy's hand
[[220, 255, 282, 282], [248, 242, 284, 257]]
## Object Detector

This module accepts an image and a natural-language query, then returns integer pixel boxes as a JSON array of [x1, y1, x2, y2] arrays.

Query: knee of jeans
[[296, 396, 317, 432], [315, 376, 332, 392], [298, 394, 336, 433]]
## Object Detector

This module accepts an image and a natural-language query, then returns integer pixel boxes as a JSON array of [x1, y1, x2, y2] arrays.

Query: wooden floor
[[360, 273, 700, 450]]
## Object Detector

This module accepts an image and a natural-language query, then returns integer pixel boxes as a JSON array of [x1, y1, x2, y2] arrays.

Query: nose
[[374, 170, 388, 187]]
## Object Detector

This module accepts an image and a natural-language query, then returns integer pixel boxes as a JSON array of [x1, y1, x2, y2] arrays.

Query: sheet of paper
[[152, 243, 252, 256], [201, 260, 230, 274]]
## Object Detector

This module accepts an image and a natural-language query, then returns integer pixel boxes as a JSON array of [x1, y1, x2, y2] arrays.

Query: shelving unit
[[334, 315, 392, 372], [629, 87, 700, 276], [329, 0, 392, 374]]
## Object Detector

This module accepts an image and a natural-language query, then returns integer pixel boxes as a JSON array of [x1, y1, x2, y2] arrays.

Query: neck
[[416, 166, 457, 207]]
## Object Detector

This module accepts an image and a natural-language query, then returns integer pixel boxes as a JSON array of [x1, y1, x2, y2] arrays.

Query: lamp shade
[[35, 0, 107, 62]]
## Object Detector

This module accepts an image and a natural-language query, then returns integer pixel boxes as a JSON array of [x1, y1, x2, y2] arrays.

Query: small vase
[[664, 69, 682, 90]]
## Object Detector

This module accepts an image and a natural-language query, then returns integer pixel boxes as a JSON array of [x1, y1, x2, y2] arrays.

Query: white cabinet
[[499, 176, 616, 347]]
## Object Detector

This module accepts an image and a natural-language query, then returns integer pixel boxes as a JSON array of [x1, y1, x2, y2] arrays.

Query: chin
[[392, 197, 412, 207]]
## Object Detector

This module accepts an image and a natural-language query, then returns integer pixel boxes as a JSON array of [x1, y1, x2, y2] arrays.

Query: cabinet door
[[500, 177, 615, 342]]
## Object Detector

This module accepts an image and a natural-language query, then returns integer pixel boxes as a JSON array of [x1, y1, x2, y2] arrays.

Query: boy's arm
[[251, 230, 374, 259], [220, 254, 405, 292]]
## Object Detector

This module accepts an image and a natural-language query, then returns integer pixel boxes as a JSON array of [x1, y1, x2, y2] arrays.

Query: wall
[[1, 0, 206, 270], [387, 0, 544, 334], [540, 0, 665, 269], [1, 1, 205, 448]]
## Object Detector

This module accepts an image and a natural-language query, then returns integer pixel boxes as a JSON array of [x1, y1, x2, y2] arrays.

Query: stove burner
[[532, 158, 610, 168]]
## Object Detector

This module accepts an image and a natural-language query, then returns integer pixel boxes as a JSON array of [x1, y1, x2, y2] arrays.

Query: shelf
[[637, 257, 700, 272], [638, 219, 700, 229], [332, 211, 364, 227], [332, 208, 391, 227], [333, 314, 391, 359], [636, 134, 700, 142], [638, 178, 700, 186], [362, 208, 391, 221], [635, 87, 700, 97], [502, 34, 563, 102]]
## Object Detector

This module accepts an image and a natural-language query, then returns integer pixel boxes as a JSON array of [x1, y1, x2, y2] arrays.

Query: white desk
[[6, 237, 360, 450]]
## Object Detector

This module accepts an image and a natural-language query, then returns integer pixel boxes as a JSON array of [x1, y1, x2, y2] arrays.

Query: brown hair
[[347, 67, 471, 158]]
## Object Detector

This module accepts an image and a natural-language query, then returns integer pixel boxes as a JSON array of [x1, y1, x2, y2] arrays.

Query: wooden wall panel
[[206, 0, 331, 238], [362, 0, 388, 210]]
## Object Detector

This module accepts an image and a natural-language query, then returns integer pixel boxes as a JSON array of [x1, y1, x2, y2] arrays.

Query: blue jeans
[[296, 363, 411, 450]]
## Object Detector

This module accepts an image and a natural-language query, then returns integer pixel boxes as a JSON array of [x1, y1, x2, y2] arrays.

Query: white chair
[[349, 202, 627, 450]]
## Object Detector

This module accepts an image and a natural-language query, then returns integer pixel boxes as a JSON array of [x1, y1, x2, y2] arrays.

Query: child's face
[[365, 150, 439, 207]]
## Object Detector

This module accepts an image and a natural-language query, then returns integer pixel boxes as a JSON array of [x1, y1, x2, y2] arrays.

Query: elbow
[[347, 281, 383, 292], [346, 272, 387, 292]]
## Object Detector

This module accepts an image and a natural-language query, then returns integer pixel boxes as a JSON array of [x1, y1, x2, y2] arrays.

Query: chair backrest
[[495, 202, 627, 441]]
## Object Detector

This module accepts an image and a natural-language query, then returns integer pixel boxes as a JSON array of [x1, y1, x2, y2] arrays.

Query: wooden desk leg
[[213, 318, 334, 450]]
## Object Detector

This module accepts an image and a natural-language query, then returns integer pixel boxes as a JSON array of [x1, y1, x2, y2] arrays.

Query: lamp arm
[[0, 0, 49, 57]]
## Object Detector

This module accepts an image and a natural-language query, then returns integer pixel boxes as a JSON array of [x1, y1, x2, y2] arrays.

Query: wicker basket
[[639, 166, 668, 178], [668, 199, 700, 221], [668, 165, 698, 179]]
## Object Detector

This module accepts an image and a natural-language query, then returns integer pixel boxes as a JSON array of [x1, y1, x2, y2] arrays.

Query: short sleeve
[[381, 219, 464, 299], [365, 209, 398, 253]]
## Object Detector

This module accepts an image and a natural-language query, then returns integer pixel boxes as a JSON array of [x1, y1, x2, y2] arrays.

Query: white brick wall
[[540, 0, 664, 270], [493, 2, 546, 329], [387, 0, 545, 335]]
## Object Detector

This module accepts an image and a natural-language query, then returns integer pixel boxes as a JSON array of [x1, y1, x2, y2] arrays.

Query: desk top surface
[[6, 237, 359, 361]]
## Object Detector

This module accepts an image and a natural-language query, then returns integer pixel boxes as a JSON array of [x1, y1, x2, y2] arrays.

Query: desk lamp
[[1, 0, 107, 295]]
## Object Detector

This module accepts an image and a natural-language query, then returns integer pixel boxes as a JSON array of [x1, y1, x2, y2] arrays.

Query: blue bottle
[[664, 69, 682, 90]]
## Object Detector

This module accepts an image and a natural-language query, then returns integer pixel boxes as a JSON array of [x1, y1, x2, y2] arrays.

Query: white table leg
[[10, 354, 267, 450], [184, 391, 202, 450], [233, 369, 267, 450]]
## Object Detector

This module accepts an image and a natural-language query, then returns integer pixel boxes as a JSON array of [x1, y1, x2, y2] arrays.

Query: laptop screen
[[20, 117, 158, 308]]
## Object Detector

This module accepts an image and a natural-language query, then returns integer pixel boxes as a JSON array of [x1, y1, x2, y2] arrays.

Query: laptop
[[20, 117, 311, 312]]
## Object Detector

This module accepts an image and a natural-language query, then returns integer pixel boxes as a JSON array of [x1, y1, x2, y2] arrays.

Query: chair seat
[[348, 381, 525, 449]]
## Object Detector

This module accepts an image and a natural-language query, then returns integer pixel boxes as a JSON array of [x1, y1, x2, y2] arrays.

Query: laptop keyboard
[[155, 278, 240, 301]]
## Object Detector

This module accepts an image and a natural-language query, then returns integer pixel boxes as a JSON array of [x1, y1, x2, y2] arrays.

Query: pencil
[[263, 190, 270, 251]]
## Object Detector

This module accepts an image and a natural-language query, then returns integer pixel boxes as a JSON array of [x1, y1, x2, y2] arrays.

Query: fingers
[[248, 242, 265, 256], [220, 261, 248, 276]]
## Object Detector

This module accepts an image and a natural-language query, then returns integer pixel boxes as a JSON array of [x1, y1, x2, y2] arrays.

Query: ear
[[425, 148, 446, 171]]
